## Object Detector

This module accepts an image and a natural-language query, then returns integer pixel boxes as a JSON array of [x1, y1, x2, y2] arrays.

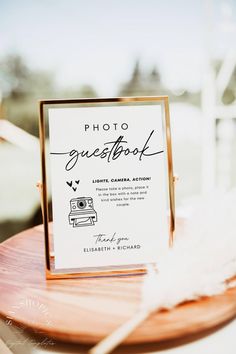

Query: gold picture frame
[[39, 96, 175, 279]]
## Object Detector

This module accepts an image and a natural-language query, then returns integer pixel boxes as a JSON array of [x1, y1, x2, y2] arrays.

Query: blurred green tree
[[0, 54, 30, 99], [0, 54, 98, 136], [0, 54, 55, 135]]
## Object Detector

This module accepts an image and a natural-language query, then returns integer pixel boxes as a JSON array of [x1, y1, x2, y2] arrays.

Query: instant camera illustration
[[68, 197, 97, 227]]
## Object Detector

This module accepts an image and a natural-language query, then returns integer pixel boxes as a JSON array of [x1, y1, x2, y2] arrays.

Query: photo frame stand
[[38, 96, 176, 279]]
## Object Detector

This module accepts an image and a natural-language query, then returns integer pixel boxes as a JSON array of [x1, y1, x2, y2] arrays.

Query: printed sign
[[39, 98, 174, 277]]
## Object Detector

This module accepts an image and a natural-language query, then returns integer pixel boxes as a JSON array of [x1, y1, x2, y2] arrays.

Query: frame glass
[[39, 96, 175, 279]]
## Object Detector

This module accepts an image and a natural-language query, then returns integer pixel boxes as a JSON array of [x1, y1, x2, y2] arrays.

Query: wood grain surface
[[0, 224, 236, 345]]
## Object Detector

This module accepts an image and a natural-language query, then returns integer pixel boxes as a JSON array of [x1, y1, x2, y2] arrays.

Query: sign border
[[39, 96, 175, 279]]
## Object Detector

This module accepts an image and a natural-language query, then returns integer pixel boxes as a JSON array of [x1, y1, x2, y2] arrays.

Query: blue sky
[[0, 0, 236, 94]]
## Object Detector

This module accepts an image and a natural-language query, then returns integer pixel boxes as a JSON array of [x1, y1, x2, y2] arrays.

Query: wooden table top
[[0, 224, 236, 346]]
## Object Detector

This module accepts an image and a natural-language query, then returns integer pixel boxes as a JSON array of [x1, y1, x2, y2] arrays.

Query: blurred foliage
[[119, 60, 166, 96], [119, 60, 201, 106], [0, 54, 54, 136], [0, 54, 98, 136]]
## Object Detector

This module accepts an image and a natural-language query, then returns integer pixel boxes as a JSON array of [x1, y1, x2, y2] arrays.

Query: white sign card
[[39, 97, 175, 278]]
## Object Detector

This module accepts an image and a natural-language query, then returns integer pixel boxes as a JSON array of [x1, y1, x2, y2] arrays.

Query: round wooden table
[[0, 224, 236, 346]]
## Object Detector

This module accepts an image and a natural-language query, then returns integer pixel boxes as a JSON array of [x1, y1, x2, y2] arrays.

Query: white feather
[[142, 191, 236, 313]]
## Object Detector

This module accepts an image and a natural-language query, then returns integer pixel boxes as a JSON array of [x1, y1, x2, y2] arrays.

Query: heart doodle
[[75, 180, 80, 184], [66, 181, 73, 187]]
